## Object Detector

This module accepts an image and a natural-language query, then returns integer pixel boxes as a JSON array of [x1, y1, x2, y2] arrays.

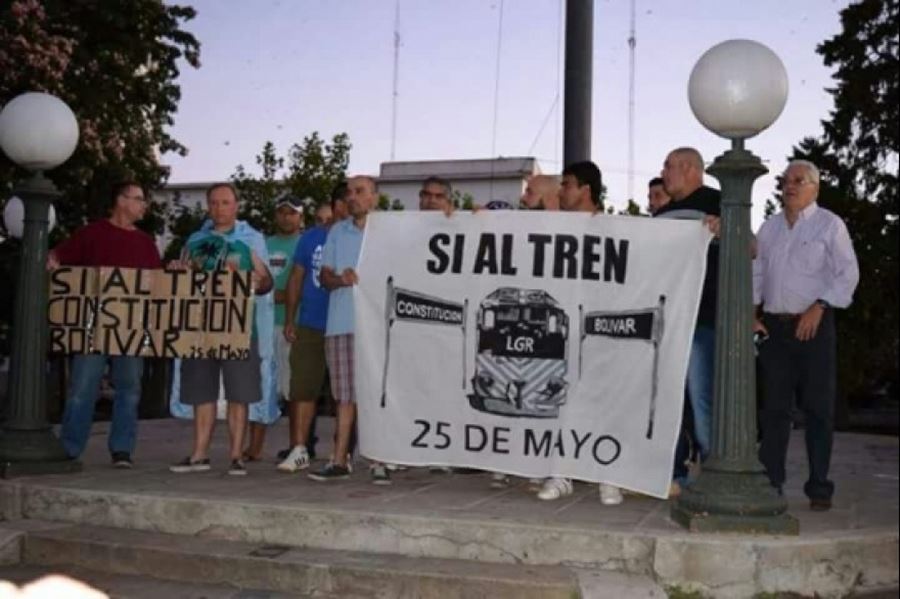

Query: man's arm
[[320, 265, 352, 290], [47, 226, 87, 269], [283, 263, 305, 342], [819, 218, 860, 309], [319, 228, 344, 290], [752, 224, 768, 335], [250, 251, 273, 295]]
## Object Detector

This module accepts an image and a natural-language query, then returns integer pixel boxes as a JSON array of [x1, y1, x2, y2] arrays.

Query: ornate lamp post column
[[0, 92, 82, 477], [670, 40, 798, 533]]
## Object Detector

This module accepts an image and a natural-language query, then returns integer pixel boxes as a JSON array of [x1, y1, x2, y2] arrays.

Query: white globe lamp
[[0, 92, 79, 171], [3, 196, 57, 238], [688, 39, 788, 141]]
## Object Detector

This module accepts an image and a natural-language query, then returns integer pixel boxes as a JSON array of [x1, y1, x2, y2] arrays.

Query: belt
[[764, 312, 801, 322]]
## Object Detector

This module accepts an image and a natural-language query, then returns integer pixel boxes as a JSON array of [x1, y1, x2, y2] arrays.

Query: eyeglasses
[[121, 194, 148, 203], [419, 191, 448, 200], [782, 176, 813, 187]]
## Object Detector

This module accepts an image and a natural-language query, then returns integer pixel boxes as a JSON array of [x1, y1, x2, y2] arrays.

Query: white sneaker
[[537, 477, 573, 501], [370, 463, 392, 485], [490, 472, 510, 489], [276, 445, 310, 473], [599, 483, 623, 506]]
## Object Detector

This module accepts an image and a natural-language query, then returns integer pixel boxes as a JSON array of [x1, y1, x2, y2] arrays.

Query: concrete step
[[0, 563, 301, 599], [4, 481, 897, 598], [18, 522, 580, 599]]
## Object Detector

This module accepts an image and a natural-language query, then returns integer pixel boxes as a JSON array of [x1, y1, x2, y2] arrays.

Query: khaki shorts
[[289, 326, 327, 401]]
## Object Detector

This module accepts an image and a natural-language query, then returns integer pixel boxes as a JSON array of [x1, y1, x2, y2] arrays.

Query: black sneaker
[[169, 457, 211, 473], [111, 452, 133, 469], [308, 463, 350, 482], [228, 459, 247, 476]]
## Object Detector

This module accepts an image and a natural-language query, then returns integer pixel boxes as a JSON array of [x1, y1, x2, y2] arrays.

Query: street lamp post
[[670, 40, 798, 533], [0, 92, 81, 477]]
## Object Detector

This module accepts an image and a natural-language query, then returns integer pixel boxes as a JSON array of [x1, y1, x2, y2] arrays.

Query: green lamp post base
[[0, 427, 81, 479], [671, 470, 798, 534]]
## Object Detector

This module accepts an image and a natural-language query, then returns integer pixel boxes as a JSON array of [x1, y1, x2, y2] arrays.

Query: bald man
[[520, 175, 560, 211], [656, 147, 721, 494]]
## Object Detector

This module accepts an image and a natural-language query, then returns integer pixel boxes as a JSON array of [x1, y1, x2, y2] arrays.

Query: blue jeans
[[686, 325, 715, 460], [61, 354, 143, 458]]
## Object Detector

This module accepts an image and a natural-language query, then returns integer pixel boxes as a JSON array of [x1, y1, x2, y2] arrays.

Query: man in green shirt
[[244, 195, 306, 460]]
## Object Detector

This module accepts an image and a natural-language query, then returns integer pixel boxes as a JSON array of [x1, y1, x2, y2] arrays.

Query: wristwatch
[[815, 299, 829, 309]]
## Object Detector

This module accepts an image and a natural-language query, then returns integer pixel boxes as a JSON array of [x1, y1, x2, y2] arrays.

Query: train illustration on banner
[[469, 287, 570, 419], [380, 278, 665, 432]]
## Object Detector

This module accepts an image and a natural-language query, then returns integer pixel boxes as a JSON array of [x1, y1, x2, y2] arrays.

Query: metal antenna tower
[[389, 0, 401, 161], [627, 0, 636, 203]]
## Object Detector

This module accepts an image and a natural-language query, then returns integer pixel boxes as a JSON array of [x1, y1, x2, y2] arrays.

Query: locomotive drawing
[[468, 287, 569, 418]]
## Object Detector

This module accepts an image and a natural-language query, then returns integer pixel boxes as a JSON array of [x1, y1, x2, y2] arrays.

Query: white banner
[[355, 211, 710, 498]]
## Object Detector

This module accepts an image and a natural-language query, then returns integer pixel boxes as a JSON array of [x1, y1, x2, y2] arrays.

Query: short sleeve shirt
[[293, 226, 330, 331], [53, 219, 161, 269], [266, 233, 300, 326], [183, 227, 257, 336], [322, 218, 364, 337]]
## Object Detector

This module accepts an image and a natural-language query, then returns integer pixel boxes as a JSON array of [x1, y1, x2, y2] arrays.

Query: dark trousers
[[758, 310, 836, 500], [673, 392, 697, 482]]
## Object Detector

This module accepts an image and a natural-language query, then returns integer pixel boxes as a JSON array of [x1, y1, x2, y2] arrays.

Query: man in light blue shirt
[[308, 175, 389, 484], [753, 160, 859, 512]]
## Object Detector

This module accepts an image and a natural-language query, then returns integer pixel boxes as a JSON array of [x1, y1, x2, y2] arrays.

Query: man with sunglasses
[[47, 181, 162, 468]]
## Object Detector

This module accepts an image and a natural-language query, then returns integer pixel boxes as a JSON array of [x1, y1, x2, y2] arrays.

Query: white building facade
[[377, 157, 540, 210], [155, 156, 544, 219]]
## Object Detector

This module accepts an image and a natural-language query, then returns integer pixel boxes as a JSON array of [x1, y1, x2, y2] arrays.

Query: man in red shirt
[[49, 181, 162, 467]]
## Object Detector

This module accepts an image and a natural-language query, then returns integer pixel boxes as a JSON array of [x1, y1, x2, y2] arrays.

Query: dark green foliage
[[451, 190, 475, 211], [375, 194, 405, 211], [0, 0, 201, 239]]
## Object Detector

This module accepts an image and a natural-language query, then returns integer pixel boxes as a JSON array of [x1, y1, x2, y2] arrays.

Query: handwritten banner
[[48, 266, 252, 359]]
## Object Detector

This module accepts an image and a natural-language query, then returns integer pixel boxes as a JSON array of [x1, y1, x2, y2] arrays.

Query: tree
[[780, 0, 899, 407], [285, 132, 351, 207], [0, 0, 201, 239], [163, 133, 353, 256], [607, 198, 645, 216], [451, 190, 475, 211], [376, 194, 405, 211], [232, 141, 286, 234]]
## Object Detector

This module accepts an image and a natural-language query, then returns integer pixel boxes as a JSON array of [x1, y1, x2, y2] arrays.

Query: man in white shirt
[[752, 160, 859, 512]]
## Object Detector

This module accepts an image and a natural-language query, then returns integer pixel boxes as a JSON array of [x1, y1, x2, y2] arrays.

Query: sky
[[162, 0, 851, 226]]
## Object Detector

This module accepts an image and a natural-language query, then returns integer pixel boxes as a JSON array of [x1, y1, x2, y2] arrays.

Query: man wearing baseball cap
[[244, 194, 306, 461]]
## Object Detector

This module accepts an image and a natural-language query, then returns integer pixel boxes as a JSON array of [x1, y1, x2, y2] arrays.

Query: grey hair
[[670, 147, 705, 172], [785, 160, 821, 186]]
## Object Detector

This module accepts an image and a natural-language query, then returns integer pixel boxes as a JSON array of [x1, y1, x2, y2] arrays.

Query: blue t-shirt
[[293, 226, 330, 331], [322, 218, 364, 337]]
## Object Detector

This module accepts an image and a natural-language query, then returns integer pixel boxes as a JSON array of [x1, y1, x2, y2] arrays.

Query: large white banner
[[355, 211, 710, 498]]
